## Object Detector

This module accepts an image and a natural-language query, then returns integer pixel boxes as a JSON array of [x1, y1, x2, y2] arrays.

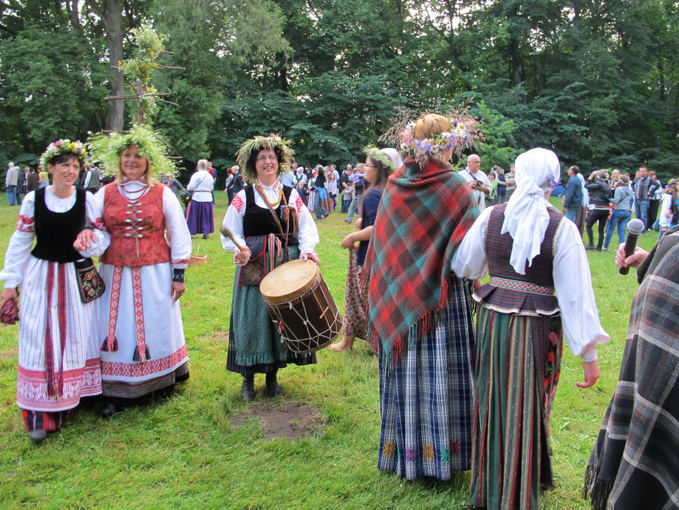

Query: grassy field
[[0, 193, 657, 508]]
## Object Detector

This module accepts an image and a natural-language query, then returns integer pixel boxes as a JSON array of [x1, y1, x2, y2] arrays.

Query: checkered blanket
[[584, 227, 679, 509], [365, 157, 478, 371]]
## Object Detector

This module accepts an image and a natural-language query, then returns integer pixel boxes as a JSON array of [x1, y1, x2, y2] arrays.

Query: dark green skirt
[[226, 246, 316, 376], [470, 305, 563, 509]]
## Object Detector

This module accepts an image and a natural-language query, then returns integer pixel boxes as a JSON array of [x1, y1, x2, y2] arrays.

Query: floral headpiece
[[40, 139, 87, 170], [381, 108, 482, 165], [236, 134, 294, 183], [364, 146, 400, 172], [87, 124, 176, 179]]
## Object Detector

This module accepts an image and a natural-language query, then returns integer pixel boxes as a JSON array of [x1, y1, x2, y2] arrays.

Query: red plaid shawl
[[365, 157, 478, 370]]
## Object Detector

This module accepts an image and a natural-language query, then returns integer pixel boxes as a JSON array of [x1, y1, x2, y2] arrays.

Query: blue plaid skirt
[[377, 277, 475, 480]]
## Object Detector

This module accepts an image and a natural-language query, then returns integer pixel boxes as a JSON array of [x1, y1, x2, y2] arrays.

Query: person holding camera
[[460, 154, 491, 211], [585, 170, 611, 251]]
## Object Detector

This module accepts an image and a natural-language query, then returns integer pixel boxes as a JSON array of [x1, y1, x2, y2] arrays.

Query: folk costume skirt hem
[[470, 305, 563, 510], [377, 278, 475, 480]]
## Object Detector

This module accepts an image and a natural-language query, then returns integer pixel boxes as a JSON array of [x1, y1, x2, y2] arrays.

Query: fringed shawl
[[364, 156, 478, 373], [584, 227, 679, 509]]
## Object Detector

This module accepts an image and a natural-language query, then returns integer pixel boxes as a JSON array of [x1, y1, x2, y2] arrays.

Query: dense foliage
[[1, 1, 678, 181]]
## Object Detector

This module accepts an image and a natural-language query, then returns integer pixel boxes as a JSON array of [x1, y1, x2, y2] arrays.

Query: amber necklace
[[255, 180, 284, 208]]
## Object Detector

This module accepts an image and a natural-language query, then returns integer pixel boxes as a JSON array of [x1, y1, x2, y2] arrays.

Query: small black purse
[[74, 258, 106, 303]]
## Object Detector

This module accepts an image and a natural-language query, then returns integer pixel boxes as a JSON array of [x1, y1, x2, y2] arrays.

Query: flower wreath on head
[[380, 108, 483, 166], [364, 146, 400, 172], [235, 134, 294, 183], [87, 124, 176, 179], [40, 139, 87, 170]]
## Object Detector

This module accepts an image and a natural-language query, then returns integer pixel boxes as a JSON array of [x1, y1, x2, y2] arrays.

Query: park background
[[0, 0, 675, 507], [1, 0, 679, 182]]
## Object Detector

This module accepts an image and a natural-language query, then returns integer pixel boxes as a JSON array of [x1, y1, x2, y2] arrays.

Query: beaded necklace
[[119, 178, 150, 203], [254, 180, 284, 208]]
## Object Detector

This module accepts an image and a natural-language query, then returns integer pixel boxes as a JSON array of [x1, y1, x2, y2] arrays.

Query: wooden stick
[[220, 227, 246, 252]]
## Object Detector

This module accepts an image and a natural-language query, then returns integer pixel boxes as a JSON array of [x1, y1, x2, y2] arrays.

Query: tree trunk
[[104, 0, 125, 131]]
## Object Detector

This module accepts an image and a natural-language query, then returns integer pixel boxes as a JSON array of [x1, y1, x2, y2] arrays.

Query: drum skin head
[[260, 259, 319, 304]]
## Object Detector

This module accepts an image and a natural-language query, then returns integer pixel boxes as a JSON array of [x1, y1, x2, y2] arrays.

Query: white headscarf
[[501, 148, 561, 275]]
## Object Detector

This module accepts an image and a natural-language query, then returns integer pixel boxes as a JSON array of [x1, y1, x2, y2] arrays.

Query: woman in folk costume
[[221, 134, 320, 401], [329, 146, 401, 353], [0, 140, 105, 443], [77, 125, 192, 416], [365, 113, 480, 480], [584, 228, 679, 510], [186, 158, 215, 239], [452, 148, 609, 509]]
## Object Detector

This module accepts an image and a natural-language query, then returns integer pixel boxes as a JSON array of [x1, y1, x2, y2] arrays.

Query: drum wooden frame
[[260, 259, 342, 354]]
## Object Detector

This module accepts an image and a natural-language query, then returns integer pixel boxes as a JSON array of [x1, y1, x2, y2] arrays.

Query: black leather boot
[[266, 370, 283, 397], [241, 375, 255, 401]]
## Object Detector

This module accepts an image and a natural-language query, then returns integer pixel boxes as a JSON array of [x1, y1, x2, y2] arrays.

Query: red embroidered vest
[[100, 182, 171, 267]]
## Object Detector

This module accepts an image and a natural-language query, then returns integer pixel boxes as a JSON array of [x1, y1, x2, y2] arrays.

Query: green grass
[[0, 194, 657, 508]]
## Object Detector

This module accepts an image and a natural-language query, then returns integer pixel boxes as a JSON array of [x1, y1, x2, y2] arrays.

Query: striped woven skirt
[[470, 305, 563, 509], [377, 278, 475, 480]]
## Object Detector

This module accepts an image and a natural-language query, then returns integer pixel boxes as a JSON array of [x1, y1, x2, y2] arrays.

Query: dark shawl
[[584, 227, 679, 509]]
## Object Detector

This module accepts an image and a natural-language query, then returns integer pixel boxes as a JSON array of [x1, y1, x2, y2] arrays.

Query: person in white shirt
[[221, 134, 320, 401], [459, 154, 491, 210], [186, 159, 215, 239], [452, 147, 608, 509]]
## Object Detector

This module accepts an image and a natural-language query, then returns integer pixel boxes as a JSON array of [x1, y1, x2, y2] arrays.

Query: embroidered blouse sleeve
[[163, 186, 192, 268], [451, 206, 491, 280], [0, 192, 36, 288], [553, 218, 610, 361], [221, 189, 247, 253], [78, 190, 111, 258], [291, 187, 320, 256]]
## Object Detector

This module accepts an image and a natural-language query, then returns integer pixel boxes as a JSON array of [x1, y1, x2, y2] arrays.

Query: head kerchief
[[501, 148, 561, 274]]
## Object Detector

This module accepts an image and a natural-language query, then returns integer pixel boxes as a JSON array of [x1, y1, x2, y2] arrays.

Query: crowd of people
[[562, 165, 679, 251], [1, 113, 677, 509]]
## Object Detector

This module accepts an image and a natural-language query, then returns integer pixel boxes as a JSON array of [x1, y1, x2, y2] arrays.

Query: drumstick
[[220, 226, 247, 252]]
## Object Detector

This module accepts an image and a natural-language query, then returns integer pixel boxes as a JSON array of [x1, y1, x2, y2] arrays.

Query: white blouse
[[0, 189, 110, 288], [221, 179, 319, 263], [187, 170, 215, 203], [82, 183, 192, 268], [451, 205, 610, 362]]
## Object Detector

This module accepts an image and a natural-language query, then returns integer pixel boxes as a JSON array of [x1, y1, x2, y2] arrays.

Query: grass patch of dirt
[[232, 400, 325, 440]]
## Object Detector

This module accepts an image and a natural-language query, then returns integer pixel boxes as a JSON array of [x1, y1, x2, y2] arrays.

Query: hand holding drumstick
[[221, 227, 251, 265]]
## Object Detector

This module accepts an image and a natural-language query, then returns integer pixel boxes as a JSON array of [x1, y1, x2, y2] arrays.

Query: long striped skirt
[[470, 305, 563, 510], [377, 278, 475, 480]]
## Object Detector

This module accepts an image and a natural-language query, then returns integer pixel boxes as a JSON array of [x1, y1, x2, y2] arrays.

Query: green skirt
[[226, 246, 316, 376], [470, 305, 563, 510]]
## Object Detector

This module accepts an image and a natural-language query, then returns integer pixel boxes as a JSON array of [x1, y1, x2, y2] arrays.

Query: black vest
[[31, 188, 85, 263], [243, 185, 299, 246]]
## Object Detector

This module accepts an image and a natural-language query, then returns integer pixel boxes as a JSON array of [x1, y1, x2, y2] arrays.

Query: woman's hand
[[301, 251, 320, 265], [171, 281, 185, 301], [354, 218, 362, 229], [0, 287, 18, 309], [234, 246, 251, 265], [577, 360, 600, 388], [73, 229, 96, 251], [340, 233, 357, 249]]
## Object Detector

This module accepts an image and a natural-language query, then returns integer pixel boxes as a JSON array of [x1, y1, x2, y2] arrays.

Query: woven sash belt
[[489, 276, 554, 296]]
